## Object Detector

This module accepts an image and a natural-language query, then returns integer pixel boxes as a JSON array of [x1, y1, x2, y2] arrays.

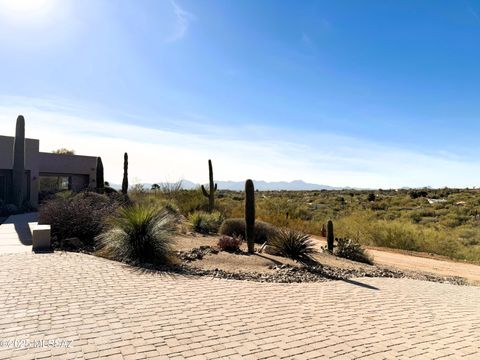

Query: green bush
[[334, 238, 373, 264], [269, 228, 316, 260], [96, 204, 175, 265], [189, 211, 224, 234], [219, 218, 278, 243]]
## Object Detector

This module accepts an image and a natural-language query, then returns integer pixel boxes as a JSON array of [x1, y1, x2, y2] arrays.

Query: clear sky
[[0, 0, 480, 188]]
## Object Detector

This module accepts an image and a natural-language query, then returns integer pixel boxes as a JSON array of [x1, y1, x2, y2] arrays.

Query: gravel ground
[[163, 246, 468, 285]]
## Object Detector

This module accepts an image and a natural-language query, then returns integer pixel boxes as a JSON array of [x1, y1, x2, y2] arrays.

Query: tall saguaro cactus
[[327, 220, 334, 252], [96, 157, 104, 193], [12, 115, 26, 208], [122, 152, 128, 195], [201, 159, 217, 212], [245, 179, 256, 254]]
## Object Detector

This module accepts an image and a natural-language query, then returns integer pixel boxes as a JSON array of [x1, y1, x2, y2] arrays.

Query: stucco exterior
[[0, 135, 40, 207], [38, 152, 97, 191], [0, 134, 98, 208]]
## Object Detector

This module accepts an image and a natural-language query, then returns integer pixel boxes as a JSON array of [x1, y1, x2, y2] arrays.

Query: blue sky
[[1, 0, 480, 188]]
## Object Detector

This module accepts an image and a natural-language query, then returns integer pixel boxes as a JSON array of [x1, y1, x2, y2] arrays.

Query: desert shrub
[[157, 181, 183, 199], [179, 191, 209, 214], [269, 228, 316, 260], [334, 238, 373, 264], [335, 212, 473, 260], [38, 191, 120, 249], [189, 211, 224, 234], [219, 218, 278, 243], [96, 204, 175, 265], [217, 235, 243, 252], [409, 190, 428, 199], [133, 194, 180, 216]]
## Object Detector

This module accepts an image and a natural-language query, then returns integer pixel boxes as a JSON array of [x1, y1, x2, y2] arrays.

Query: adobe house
[[0, 116, 99, 208]]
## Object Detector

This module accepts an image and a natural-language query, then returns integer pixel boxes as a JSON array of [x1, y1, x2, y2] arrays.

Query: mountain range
[[111, 180, 347, 191]]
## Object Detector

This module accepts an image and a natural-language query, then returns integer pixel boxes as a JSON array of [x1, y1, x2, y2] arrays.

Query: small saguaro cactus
[[12, 115, 26, 208], [96, 157, 105, 193], [327, 220, 334, 252], [245, 179, 256, 254], [122, 152, 128, 195], [201, 159, 217, 212]]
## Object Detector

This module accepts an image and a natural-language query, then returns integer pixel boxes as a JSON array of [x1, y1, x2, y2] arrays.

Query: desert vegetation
[[124, 185, 480, 263], [268, 228, 316, 261], [96, 204, 176, 265], [35, 168, 480, 267], [33, 149, 480, 272]]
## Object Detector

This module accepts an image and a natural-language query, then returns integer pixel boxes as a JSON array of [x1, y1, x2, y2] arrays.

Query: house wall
[[0, 135, 40, 207], [38, 153, 98, 190], [0, 135, 99, 207]]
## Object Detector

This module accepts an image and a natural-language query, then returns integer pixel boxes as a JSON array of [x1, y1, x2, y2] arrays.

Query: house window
[[39, 176, 71, 192]]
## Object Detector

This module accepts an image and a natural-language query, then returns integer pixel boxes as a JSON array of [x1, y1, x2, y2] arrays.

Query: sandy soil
[[174, 234, 300, 274], [311, 236, 480, 285], [174, 233, 480, 285]]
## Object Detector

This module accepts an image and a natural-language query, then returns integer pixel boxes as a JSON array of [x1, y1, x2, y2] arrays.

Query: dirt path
[[312, 236, 480, 285]]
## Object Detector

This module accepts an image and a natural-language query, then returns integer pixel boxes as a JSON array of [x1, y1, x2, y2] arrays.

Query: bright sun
[[0, 0, 56, 15]]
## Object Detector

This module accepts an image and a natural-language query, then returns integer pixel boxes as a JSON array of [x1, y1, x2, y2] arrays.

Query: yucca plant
[[269, 228, 316, 261], [96, 204, 175, 265]]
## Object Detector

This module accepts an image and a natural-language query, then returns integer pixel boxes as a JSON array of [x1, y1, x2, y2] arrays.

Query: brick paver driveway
[[1, 252, 479, 359]]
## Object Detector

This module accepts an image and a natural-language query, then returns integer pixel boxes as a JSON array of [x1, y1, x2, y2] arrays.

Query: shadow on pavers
[[341, 278, 380, 290], [4, 212, 38, 246], [14, 222, 33, 245]]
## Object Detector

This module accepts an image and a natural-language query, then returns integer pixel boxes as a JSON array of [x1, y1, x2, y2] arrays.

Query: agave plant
[[96, 204, 175, 265], [269, 228, 316, 261]]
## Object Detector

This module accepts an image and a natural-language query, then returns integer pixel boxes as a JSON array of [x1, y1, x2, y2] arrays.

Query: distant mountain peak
[[175, 179, 341, 191], [110, 179, 349, 191]]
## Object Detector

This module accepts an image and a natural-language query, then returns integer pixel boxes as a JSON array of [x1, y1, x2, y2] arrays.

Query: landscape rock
[[171, 246, 467, 285]]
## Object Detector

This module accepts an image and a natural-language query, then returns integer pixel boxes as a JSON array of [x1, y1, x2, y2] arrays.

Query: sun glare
[[0, 0, 56, 18]]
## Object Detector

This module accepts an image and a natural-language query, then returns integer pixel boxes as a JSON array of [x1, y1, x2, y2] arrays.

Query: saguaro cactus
[[327, 220, 334, 252], [245, 179, 255, 254], [201, 159, 217, 212], [122, 152, 128, 195], [12, 115, 26, 208], [96, 157, 104, 193]]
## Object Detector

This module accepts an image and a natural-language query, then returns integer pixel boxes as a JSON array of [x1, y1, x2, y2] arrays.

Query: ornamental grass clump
[[269, 228, 316, 261], [189, 211, 224, 234], [334, 238, 373, 265], [96, 204, 175, 265]]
